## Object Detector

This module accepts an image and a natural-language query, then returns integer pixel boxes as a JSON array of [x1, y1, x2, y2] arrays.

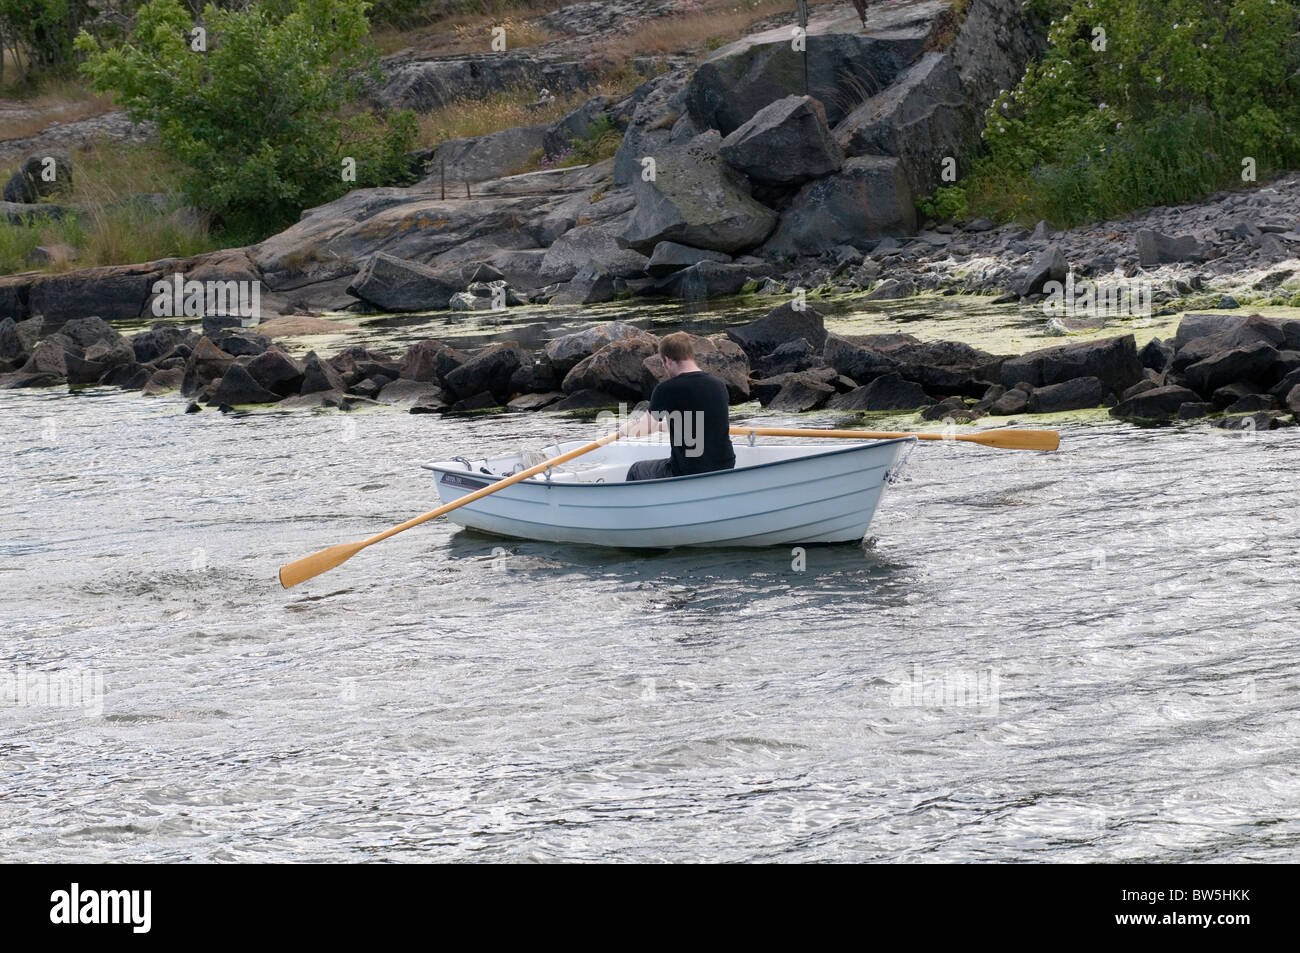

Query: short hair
[[659, 332, 695, 363]]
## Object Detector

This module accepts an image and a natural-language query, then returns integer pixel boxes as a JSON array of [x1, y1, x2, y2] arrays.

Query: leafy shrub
[[961, 0, 1300, 226], [76, 0, 416, 235]]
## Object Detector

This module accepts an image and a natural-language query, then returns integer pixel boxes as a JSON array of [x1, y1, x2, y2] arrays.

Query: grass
[[0, 140, 224, 276], [961, 110, 1258, 228], [414, 61, 655, 150], [601, 0, 794, 59]]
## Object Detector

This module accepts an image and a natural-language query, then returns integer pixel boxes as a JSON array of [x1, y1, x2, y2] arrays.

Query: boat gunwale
[[420, 436, 916, 490]]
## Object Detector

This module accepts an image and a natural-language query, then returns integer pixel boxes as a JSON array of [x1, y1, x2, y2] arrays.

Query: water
[[3, 338, 1299, 861]]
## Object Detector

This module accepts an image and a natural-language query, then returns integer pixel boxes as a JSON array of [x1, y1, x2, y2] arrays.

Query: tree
[[76, 0, 416, 234]]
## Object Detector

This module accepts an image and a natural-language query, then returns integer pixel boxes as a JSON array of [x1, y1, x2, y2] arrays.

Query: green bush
[[75, 0, 417, 236], [919, 185, 968, 223], [961, 0, 1300, 226]]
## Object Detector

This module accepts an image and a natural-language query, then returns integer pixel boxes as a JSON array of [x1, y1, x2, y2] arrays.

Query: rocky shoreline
[[2, 301, 1297, 432]]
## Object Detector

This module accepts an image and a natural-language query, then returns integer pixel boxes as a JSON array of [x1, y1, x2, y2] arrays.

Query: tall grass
[[0, 141, 223, 276], [964, 110, 1261, 227]]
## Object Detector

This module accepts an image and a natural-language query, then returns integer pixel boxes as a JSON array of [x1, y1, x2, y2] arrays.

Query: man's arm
[[620, 409, 667, 438]]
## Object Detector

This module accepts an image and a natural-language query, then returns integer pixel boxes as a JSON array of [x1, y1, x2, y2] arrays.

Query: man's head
[[659, 332, 699, 377]]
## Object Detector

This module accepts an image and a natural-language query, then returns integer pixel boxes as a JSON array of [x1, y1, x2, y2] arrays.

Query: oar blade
[[279, 540, 369, 589], [972, 428, 1060, 451]]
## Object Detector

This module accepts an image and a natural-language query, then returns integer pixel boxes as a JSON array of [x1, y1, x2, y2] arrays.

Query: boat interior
[[426, 436, 876, 485]]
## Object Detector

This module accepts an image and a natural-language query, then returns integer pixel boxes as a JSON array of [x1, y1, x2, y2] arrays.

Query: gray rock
[[1026, 376, 1105, 413], [1019, 244, 1067, 297], [562, 337, 658, 400], [683, 7, 937, 133], [618, 131, 777, 254], [718, 95, 843, 185], [864, 277, 914, 300], [246, 347, 304, 397], [727, 302, 828, 359], [827, 373, 935, 411], [550, 263, 617, 305], [645, 241, 732, 277], [1109, 385, 1203, 420], [1000, 334, 1142, 396], [1136, 229, 1208, 266], [545, 322, 654, 376], [377, 379, 444, 407], [346, 253, 461, 312], [649, 260, 754, 299], [760, 156, 916, 257], [767, 374, 836, 412], [540, 224, 649, 281], [204, 363, 282, 406], [1184, 342, 1281, 395], [822, 333, 899, 384], [988, 388, 1030, 415], [443, 342, 528, 403]]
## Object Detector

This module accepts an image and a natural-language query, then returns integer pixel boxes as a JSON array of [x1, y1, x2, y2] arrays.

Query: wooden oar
[[278, 431, 623, 588], [729, 426, 1059, 451]]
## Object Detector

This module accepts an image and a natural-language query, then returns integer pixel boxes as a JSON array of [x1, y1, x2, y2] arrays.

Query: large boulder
[[726, 302, 828, 359], [683, 6, 940, 134], [767, 373, 836, 412], [345, 253, 461, 312], [180, 336, 237, 396], [759, 156, 915, 257], [618, 131, 777, 255], [1019, 244, 1067, 297], [1172, 313, 1295, 370], [539, 225, 649, 281], [999, 334, 1143, 397], [246, 347, 304, 397], [443, 342, 528, 403], [130, 324, 195, 364], [205, 363, 283, 406], [822, 332, 899, 384], [398, 339, 448, 382], [1136, 229, 1208, 266], [834, 52, 966, 202], [544, 322, 655, 376], [718, 95, 843, 185], [299, 351, 347, 395], [827, 373, 935, 411], [26, 262, 164, 322], [549, 263, 617, 305], [646, 241, 732, 277], [612, 69, 691, 187], [426, 123, 549, 184], [1109, 385, 1203, 421], [1183, 343, 1281, 396], [561, 338, 659, 400], [648, 260, 754, 299], [1025, 376, 1105, 413]]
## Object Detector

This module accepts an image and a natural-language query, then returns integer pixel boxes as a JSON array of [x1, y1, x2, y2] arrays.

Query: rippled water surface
[[3, 373, 1299, 861]]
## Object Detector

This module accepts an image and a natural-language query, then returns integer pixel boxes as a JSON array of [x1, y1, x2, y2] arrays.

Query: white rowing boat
[[423, 435, 914, 547]]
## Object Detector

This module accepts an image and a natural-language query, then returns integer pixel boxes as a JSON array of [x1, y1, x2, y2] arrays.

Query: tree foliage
[[76, 0, 416, 233]]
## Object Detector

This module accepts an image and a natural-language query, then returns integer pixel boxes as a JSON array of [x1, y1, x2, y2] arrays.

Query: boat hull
[[424, 438, 912, 548]]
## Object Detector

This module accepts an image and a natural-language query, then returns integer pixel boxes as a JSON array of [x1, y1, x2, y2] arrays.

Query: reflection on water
[[2, 367, 1299, 862]]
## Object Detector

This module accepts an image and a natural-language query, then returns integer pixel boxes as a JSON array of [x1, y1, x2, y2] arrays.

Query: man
[[850, 0, 869, 28], [620, 332, 736, 482]]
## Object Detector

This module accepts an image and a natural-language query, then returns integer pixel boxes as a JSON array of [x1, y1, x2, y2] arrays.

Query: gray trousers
[[625, 457, 675, 481]]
